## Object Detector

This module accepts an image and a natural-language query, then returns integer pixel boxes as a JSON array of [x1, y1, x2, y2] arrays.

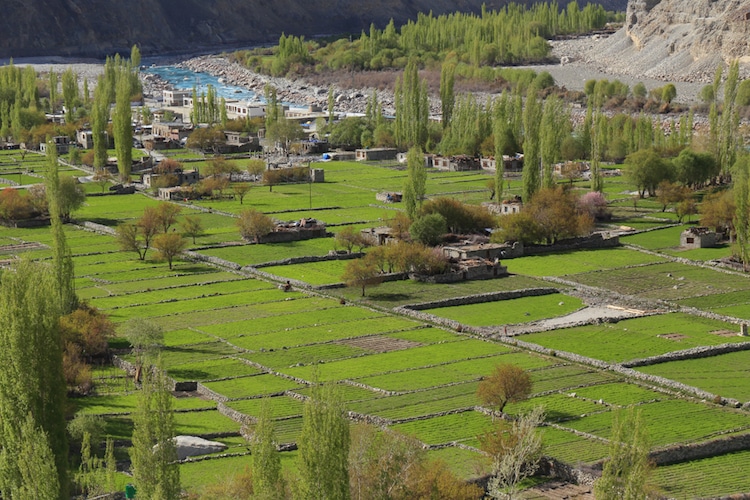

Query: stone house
[[355, 148, 398, 161], [480, 155, 524, 172], [40, 136, 71, 154], [143, 169, 200, 189], [433, 155, 481, 171], [680, 226, 718, 248]]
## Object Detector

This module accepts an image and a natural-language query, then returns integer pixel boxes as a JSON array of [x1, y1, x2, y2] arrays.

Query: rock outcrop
[[591, 0, 750, 82], [0, 0, 627, 59]]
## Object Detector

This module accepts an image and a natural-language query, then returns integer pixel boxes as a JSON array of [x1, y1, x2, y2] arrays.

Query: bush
[[409, 213, 447, 246]]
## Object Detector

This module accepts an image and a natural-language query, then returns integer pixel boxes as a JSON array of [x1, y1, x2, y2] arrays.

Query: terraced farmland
[[4, 158, 750, 497]]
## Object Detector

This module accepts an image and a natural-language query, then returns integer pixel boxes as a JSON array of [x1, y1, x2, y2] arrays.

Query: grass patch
[[423, 293, 584, 326], [522, 313, 748, 364], [505, 248, 666, 277]]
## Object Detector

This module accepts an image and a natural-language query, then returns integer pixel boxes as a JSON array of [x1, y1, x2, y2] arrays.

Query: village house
[[433, 155, 481, 171], [485, 195, 523, 216], [355, 148, 398, 162], [143, 169, 200, 189], [680, 226, 719, 249], [222, 131, 261, 153], [480, 154, 524, 172], [39, 136, 71, 154], [152, 122, 193, 143], [163, 90, 191, 107]]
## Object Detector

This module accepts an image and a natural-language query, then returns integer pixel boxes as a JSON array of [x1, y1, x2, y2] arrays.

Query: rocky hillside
[[586, 0, 750, 82], [1, 0, 626, 59]]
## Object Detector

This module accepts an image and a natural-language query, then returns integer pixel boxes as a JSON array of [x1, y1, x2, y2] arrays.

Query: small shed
[[356, 148, 398, 161], [680, 226, 718, 249]]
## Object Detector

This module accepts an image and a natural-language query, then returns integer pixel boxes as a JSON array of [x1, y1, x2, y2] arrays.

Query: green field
[[4, 156, 750, 497], [522, 313, 748, 363], [423, 293, 584, 326]]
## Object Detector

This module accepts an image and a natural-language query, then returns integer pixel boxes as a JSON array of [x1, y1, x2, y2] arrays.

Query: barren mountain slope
[[578, 0, 750, 82], [0, 0, 627, 59]]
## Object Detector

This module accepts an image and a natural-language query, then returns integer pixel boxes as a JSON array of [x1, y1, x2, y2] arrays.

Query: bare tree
[[481, 406, 545, 499]]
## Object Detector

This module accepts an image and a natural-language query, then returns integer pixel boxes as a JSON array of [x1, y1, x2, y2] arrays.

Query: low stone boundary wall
[[623, 341, 750, 368], [184, 250, 242, 270], [400, 288, 558, 311], [79, 220, 117, 235], [254, 251, 362, 268], [651, 433, 750, 466]]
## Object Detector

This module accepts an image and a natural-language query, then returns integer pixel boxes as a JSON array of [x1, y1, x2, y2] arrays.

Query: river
[[144, 65, 263, 103]]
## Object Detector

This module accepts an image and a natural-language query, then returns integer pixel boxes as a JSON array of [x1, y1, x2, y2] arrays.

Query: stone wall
[[623, 342, 750, 368], [258, 227, 329, 244], [253, 251, 362, 268], [400, 288, 558, 311]]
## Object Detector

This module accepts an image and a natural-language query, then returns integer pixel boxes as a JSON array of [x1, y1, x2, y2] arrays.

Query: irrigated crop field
[[3, 158, 750, 498]]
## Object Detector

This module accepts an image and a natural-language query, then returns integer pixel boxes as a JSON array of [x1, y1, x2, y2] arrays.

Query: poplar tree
[[394, 59, 428, 149], [130, 359, 180, 499], [45, 140, 77, 314], [0, 259, 68, 498], [61, 68, 79, 123], [297, 383, 350, 500], [720, 60, 740, 178], [49, 71, 58, 112], [440, 61, 456, 129], [522, 85, 542, 203], [113, 70, 133, 181], [403, 146, 426, 220], [733, 154, 750, 267], [91, 77, 109, 169], [539, 94, 570, 189], [594, 407, 653, 499], [252, 399, 284, 500]]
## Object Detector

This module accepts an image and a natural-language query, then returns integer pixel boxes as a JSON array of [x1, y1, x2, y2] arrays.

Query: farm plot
[[677, 289, 750, 312], [167, 357, 263, 382], [521, 313, 749, 364], [243, 343, 368, 369], [229, 316, 424, 351], [91, 279, 271, 310], [568, 262, 750, 302], [225, 395, 305, 420], [356, 351, 551, 393], [73, 393, 215, 415], [163, 329, 217, 347], [620, 225, 686, 250], [172, 409, 243, 436], [75, 193, 161, 223], [261, 260, 350, 286], [636, 350, 750, 402], [196, 238, 336, 267], [507, 393, 603, 421], [201, 373, 305, 400], [505, 248, 666, 277], [562, 399, 750, 447], [572, 382, 668, 406], [423, 293, 584, 326], [529, 365, 616, 394], [335, 273, 555, 308], [653, 449, 750, 499], [179, 452, 299, 491], [348, 382, 479, 419], [99, 288, 306, 323], [383, 327, 463, 344], [292, 383, 384, 403], [196, 303, 384, 339], [89, 270, 244, 295], [540, 426, 610, 465], [390, 410, 493, 446], [281, 338, 512, 382], [119, 341, 240, 368], [146, 296, 335, 331], [427, 447, 486, 480]]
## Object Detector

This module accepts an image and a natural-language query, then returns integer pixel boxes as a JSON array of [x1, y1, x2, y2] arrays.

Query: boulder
[[173, 435, 227, 460]]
